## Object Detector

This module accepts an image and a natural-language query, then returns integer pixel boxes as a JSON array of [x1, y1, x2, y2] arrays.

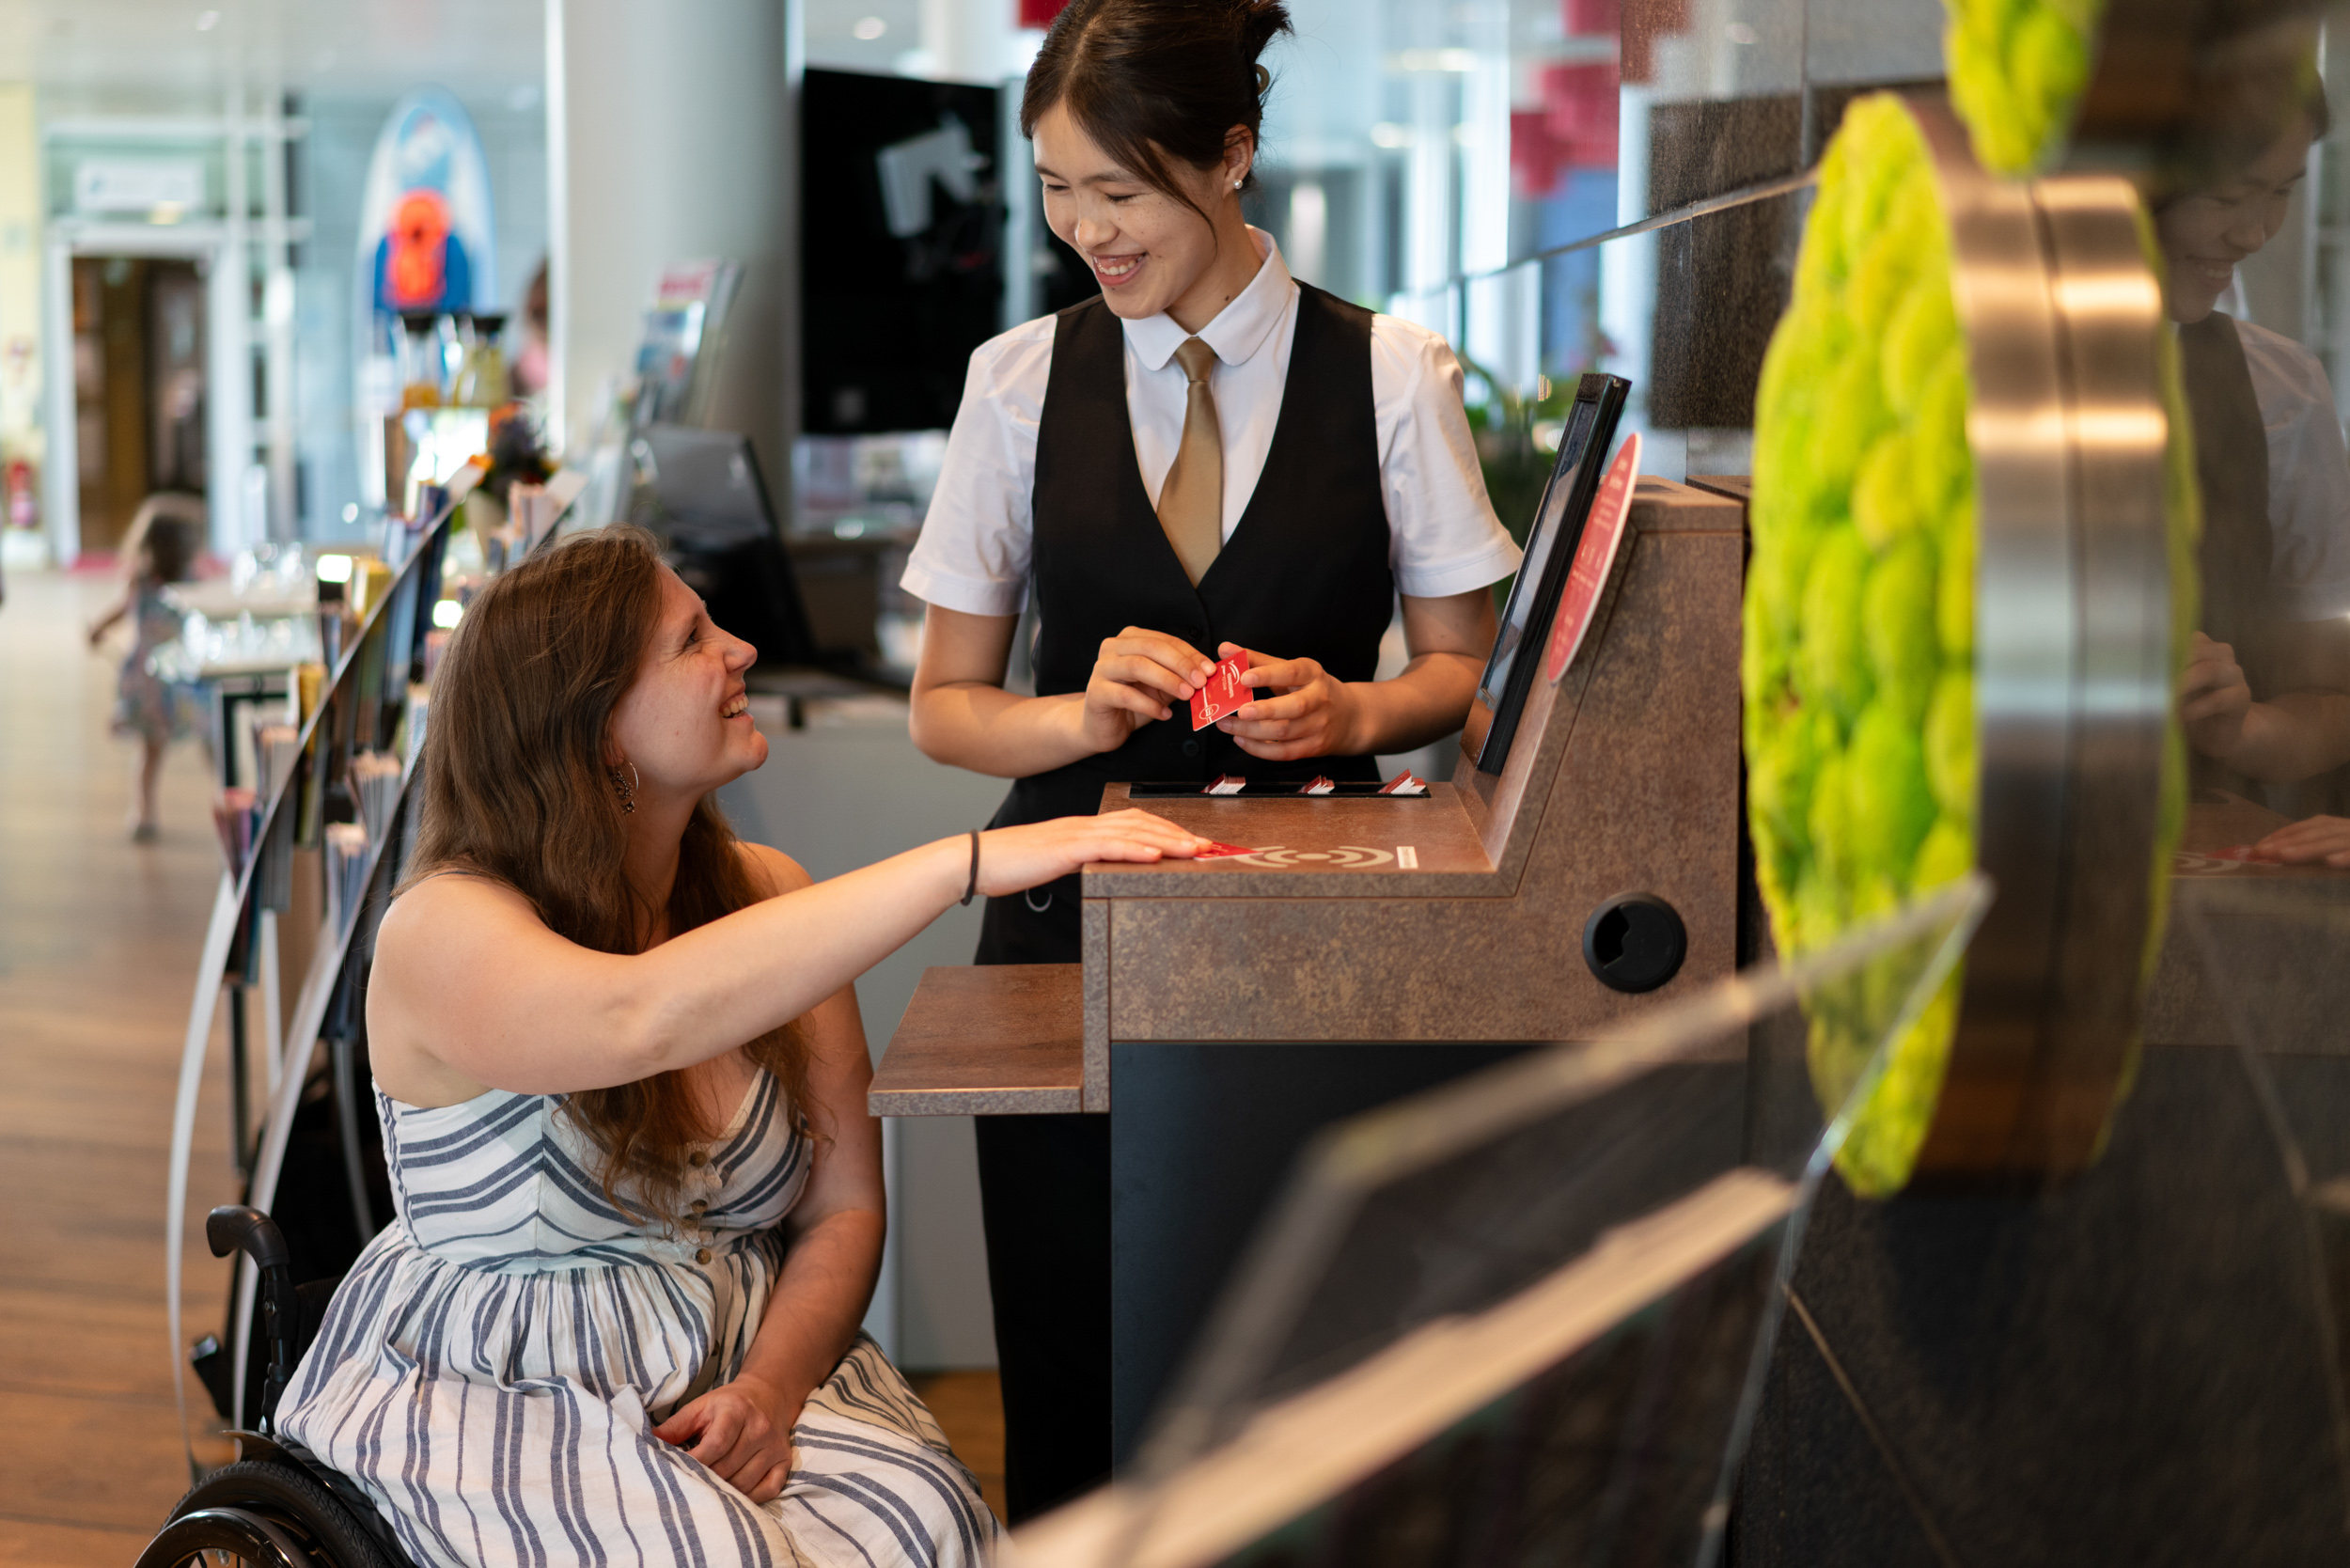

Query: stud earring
[[610, 762, 639, 814]]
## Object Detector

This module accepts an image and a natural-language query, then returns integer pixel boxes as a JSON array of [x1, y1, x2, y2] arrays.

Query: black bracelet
[[961, 829, 980, 906]]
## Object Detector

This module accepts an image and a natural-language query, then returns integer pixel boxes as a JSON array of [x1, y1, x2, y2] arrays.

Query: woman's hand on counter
[[1219, 644, 1360, 760], [977, 808, 1208, 896], [1081, 627, 1219, 751], [2249, 815, 2350, 867]]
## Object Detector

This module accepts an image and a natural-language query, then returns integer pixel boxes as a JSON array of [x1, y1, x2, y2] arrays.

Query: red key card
[[1193, 841, 1257, 858], [1191, 651, 1251, 730]]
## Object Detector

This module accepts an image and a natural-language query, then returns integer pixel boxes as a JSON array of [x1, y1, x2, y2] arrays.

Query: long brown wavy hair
[[402, 525, 810, 1225]]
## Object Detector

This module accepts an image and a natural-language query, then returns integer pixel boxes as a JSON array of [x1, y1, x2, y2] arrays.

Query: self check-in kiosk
[[872, 416, 1750, 1456]]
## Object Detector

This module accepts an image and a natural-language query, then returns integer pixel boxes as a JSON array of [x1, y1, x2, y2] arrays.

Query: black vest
[[2182, 310, 2274, 681], [2179, 311, 2276, 798], [975, 284, 1397, 963]]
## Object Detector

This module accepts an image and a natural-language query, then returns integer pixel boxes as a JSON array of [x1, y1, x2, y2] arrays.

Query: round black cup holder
[[1582, 892, 1687, 994]]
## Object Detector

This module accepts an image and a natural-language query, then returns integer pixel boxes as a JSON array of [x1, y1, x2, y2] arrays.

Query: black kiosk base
[[1108, 1041, 1536, 1464]]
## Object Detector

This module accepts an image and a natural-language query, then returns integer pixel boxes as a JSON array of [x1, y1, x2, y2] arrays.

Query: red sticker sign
[[1545, 431, 1641, 684]]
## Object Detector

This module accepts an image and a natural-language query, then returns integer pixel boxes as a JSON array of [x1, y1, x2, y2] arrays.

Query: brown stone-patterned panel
[[1462, 478, 1743, 882], [1083, 900, 1110, 1110], [1096, 489, 1746, 1047], [869, 964, 1085, 1116]]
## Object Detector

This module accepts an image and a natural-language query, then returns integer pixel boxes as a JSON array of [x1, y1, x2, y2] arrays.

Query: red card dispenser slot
[[1299, 776, 1336, 795], [1204, 775, 1246, 795], [1378, 771, 1428, 796]]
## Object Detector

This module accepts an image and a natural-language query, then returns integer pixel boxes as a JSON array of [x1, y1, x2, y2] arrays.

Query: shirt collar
[[1123, 227, 1296, 372]]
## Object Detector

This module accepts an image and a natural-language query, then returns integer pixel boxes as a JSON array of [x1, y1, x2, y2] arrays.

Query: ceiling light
[[196, 10, 220, 31], [854, 16, 888, 39]]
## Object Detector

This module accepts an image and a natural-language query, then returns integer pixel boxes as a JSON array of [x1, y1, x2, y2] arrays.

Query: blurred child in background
[[86, 494, 209, 840]]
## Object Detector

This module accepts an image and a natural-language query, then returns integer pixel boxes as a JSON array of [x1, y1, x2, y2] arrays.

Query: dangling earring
[[609, 762, 639, 815]]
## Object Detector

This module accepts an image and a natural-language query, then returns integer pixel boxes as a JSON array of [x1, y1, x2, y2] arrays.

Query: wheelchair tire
[[149, 1459, 409, 1568], [133, 1505, 310, 1567]]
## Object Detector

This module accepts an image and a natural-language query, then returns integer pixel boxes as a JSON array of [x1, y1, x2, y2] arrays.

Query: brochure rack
[[164, 488, 469, 1462]]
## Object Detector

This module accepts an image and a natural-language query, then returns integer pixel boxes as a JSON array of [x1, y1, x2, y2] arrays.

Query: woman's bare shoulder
[[377, 869, 541, 949], [737, 840, 812, 899]]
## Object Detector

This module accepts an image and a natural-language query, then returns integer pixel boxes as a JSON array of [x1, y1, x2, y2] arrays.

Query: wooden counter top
[[868, 964, 1086, 1116]]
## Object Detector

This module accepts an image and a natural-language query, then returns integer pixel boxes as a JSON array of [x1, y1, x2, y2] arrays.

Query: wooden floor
[[908, 1370, 1009, 1522], [0, 568, 243, 1565], [0, 568, 1004, 1560]]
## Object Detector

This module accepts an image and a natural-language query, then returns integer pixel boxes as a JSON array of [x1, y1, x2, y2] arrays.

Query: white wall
[[548, 0, 791, 480]]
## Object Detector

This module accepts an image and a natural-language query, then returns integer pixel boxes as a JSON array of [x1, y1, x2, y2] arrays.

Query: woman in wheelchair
[[256, 525, 1203, 1567]]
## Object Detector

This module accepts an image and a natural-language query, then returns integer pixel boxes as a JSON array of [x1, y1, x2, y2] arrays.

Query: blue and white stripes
[[277, 1074, 996, 1567]]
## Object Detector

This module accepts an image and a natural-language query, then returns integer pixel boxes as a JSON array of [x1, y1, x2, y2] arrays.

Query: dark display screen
[[802, 71, 1006, 435], [1466, 373, 1630, 774], [1479, 399, 1602, 711]]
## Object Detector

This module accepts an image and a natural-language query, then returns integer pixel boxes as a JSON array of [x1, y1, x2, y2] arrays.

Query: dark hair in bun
[[1021, 0, 1292, 226]]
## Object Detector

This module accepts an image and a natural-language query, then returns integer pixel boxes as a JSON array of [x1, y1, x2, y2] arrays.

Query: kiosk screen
[[1469, 372, 1630, 774]]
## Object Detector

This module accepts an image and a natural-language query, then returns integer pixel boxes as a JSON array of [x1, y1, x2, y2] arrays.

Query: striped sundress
[[276, 1069, 997, 1567]]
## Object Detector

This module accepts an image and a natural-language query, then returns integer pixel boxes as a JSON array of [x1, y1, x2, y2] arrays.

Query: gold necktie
[[1156, 337, 1224, 586]]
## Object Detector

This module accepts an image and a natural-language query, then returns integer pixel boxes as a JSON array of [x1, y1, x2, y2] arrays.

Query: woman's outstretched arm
[[368, 809, 1205, 1106], [650, 847, 885, 1503]]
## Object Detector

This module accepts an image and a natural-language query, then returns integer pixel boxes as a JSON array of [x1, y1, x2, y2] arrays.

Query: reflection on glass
[[2155, 52, 2350, 851], [1011, 880, 1988, 1568]]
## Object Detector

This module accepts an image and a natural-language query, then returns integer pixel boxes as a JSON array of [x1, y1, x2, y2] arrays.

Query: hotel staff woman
[[901, 0, 1521, 1518]]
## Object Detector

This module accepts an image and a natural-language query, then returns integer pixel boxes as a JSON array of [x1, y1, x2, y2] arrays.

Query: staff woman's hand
[[2181, 631, 2254, 759], [977, 809, 1208, 895], [654, 1372, 802, 1504], [1216, 642, 1361, 761], [1080, 627, 1218, 752]]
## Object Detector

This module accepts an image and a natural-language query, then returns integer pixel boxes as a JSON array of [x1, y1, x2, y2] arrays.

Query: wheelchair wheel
[[134, 1506, 311, 1567], [139, 1459, 407, 1568]]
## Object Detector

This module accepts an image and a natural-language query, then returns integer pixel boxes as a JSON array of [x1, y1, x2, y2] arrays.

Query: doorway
[[70, 256, 208, 555]]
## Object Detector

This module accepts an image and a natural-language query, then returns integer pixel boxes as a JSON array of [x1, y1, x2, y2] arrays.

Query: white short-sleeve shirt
[[901, 229, 1523, 617], [2238, 319, 2350, 621]]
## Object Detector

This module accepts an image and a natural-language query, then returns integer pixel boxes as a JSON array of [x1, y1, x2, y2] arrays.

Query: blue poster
[[355, 87, 496, 320]]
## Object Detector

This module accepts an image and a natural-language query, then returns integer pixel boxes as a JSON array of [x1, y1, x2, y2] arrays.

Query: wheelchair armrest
[[205, 1205, 305, 1435], [206, 1205, 291, 1274]]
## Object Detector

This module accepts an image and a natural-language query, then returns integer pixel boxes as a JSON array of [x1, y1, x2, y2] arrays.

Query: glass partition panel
[[1014, 877, 1988, 1568]]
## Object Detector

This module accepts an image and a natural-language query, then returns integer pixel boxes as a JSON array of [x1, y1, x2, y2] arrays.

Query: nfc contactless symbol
[[2170, 852, 2246, 876], [1230, 845, 1397, 869]]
